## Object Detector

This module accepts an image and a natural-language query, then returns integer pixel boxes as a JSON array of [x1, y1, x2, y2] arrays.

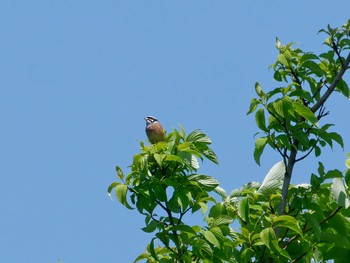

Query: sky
[[1, 1, 350, 262]]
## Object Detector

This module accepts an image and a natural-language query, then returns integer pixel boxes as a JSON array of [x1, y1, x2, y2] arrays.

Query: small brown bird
[[145, 116, 165, 144]]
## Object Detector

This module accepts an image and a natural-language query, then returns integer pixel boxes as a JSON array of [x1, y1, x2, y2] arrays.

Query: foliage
[[109, 20, 350, 262]]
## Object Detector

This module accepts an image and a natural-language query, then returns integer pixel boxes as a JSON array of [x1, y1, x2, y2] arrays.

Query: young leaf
[[154, 153, 165, 167], [255, 108, 267, 132], [116, 184, 134, 209], [116, 166, 124, 180], [107, 182, 120, 196], [254, 137, 268, 166], [255, 82, 266, 98], [277, 53, 290, 67], [293, 102, 318, 125]]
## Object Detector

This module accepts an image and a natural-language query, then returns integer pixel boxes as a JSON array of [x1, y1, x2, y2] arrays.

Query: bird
[[144, 116, 165, 144]]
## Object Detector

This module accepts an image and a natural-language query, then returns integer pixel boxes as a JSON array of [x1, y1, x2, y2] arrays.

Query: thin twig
[[295, 139, 319, 162], [282, 205, 342, 249]]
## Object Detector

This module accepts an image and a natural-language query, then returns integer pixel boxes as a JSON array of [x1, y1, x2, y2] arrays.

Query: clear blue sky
[[1, 1, 349, 262]]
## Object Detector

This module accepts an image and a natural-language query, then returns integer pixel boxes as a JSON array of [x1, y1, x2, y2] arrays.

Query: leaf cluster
[[109, 21, 350, 263], [211, 162, 350, 262], [109, 128, 235, 262], [248, 21, 350, 166]]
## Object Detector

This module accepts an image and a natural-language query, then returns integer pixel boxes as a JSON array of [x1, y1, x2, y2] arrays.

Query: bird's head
[[144, 116, 159, 126]]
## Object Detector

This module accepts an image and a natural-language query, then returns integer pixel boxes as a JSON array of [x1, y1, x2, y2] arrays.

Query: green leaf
[[177, 151, 199, 170], [293, 102, 318, 125], [186, 130, 212, 144], [255, 108, 267, 132], [311, 173, 321, 188], [254, 137, 268, 166], [345, 169, 350, 188], [260, 228, 291, 260], [277, 53, 290, 67], [336, 79, 350, 98], [154, 153, 165, 167], [300, 53, 319, 62], [324, 169, 343, 179], [169, 224, 198, 236], [142, 220, 159, 233], [152, 183, 167, 202], [328, 132, 344, 149], [289, 89, 314, 102], [314, 145, 321, 157], [346, 158, 350, 169], [203, 230, 221, 248], [302, 60, 324, 77], [275, 37, 281, 49], [202, 147, 219, 165], [177, 191, 190, 211], [331, 178, 350, 208], [272, 97, 293, 119], [213, 186, 226, 199], [213, 216, 233, 226], [260, 228, 273, 250], [188, 174, 219, 191], [317, 162, 325, 176], [149, 238, 158, 261], [272, 99, 285, 118], [197, 201, 208, 214], [247, 98, 260, 115], [107, 181, 120, 195], [273, 70, 283, 82], [116, 166, 124, 180], [238, 197, 249, 223], [209, 203, 227, 219], [303, 213, 321, 240], [116, 184, 133, 209], [255, 82, 265, 98], [165, 154, 184, 164], [273, 215, 303, 236]]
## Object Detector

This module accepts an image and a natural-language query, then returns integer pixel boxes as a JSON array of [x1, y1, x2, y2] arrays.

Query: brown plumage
[[144, 116, 165, 144]]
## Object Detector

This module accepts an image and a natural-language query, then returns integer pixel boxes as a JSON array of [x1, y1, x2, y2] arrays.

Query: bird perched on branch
[[144, 116, 165, 144]]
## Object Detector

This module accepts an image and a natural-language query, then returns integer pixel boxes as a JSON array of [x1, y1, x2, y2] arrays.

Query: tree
[[109, 20, 350, 262]]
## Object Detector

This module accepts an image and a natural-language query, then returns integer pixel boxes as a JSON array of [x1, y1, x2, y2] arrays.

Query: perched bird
[[145, 116, 165, 144]]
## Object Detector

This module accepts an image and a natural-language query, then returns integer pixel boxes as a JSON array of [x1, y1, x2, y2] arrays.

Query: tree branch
[[278, 146, 298, 215], [311, 52, 350, 113]]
